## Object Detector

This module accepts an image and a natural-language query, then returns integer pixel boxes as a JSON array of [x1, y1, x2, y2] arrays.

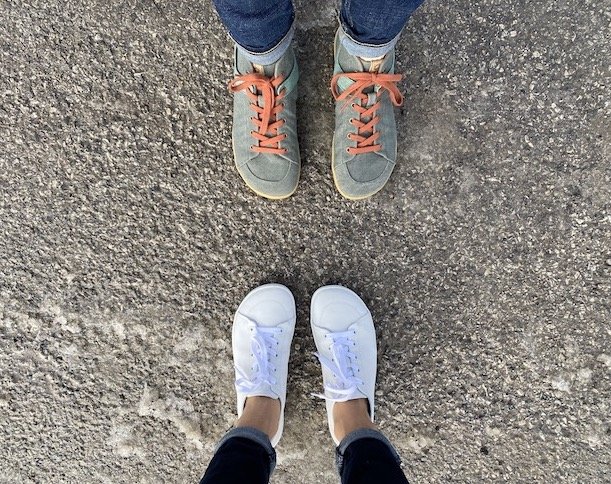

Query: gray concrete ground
[[1, 0, 610, 482]]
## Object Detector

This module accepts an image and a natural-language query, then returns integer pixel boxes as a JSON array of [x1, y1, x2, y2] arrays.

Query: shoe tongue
[[365, 52, 394, 74], [249, 49, 292, 78], [337, 52, 394, 96], [236, 51, 284, 78], [338, 52, 393, 75], [253, 63, 275, 77]]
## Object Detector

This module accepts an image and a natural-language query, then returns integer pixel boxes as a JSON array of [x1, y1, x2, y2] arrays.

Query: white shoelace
[[313, 330, 364, 402], [235, 322, 282, 394]]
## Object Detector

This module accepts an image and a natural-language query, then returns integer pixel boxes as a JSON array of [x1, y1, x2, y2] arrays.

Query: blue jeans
[[212, 0, 425, 64], [199, 427, 409, 484]]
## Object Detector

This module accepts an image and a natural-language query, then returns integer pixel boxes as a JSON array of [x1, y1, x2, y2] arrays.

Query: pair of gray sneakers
[[229, 30, 404, 200]]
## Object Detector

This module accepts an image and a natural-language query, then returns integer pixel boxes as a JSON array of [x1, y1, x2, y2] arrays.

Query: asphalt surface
[[1, 0, 610, 482]]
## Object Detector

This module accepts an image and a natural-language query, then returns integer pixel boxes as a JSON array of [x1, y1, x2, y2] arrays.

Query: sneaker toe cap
[[346, 154, 390, 183], [311, 285, 370, 332], [237, 284, 296, 328], [334, 153, 395, 200], [239, 155, 300, 199]]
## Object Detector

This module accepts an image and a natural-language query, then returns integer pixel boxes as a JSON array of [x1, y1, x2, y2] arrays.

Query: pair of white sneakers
[[232, 284, 377, 447]]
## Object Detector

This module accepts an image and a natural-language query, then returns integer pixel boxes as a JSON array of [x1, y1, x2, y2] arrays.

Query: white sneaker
[[310, 285, 377, 445], [233, 283, 296, 447]]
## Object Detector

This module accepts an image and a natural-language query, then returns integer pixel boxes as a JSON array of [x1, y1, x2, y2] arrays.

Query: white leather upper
[[232, 284, 296, 447]]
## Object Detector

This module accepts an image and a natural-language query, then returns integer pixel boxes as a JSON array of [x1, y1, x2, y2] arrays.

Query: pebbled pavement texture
[[1, 0, 610, 482]]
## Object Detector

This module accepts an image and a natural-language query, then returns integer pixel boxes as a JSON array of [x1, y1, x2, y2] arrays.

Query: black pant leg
[[340, 437, 409, 484], [200, 437, 272, 484]]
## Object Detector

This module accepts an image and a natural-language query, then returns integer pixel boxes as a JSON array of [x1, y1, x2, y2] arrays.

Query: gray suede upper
[[332, 30, 400, 200], [232, 46, 300, 199]]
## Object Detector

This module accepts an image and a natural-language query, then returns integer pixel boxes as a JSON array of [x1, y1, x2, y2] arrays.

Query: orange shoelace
[[331, 72, 404, 155], [228, 73, 287, 155]]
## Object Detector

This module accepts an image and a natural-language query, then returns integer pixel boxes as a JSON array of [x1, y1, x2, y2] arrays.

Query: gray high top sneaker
[[331, 30, 404, 200], [229, 46, 300, 199]]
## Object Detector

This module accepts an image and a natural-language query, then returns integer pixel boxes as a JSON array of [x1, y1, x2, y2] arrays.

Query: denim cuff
[[335, 428, 402, 474], [338, 22, 401, 59], [233, 21, 295, 65], [216, 427, 277, 474]]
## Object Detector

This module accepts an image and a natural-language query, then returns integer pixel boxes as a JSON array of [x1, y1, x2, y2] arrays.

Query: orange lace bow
[[331, 72, 403, 155], [229, 73, 287, 155]]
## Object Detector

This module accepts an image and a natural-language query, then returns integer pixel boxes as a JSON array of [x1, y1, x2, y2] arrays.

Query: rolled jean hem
[[215, 427, 277, 474], [338, 22, 401, 59], [234, 22, 295, 65], [335, 428, 402, 474]]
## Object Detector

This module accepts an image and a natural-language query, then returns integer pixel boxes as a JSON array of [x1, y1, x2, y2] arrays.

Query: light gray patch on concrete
[[1, 0, 610, 482]]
